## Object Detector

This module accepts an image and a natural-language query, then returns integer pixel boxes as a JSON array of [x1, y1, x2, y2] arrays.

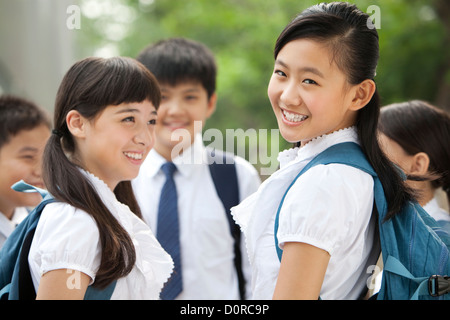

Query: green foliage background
[[75, 0, 449, 170]]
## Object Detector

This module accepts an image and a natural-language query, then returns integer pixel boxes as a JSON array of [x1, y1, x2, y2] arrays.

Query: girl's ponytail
[[43, 128, 137, 289], [43, 56, 160, 288], [356, 89, 416, 220]]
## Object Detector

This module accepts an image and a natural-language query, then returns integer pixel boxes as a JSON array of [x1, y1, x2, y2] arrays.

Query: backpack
[[274, 142, 450, 300], [0, 180, 116, 300], [207, 148, 246, 300]]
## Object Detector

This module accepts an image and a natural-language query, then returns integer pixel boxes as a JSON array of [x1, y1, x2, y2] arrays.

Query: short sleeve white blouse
[[28, 170, 173, 300], [232, 127, 380, 300]]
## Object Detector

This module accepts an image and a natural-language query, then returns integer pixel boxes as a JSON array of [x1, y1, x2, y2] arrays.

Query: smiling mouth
[[28, 182, 45, 189], [124, 152, 143, 160], [281, 109, 309, 123], [164, 122, 189, 130]]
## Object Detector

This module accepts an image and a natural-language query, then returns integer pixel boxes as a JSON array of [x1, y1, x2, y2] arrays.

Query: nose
[[32, 158, 43, 179], [163, 97, 185, 116], [134, 124, 153, 148], [29, 156, 45, 187], [280, 80, 302, 107]]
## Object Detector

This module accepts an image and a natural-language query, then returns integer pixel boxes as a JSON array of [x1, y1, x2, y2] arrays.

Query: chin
[[21, 193, 43, 207], [279, 129, 301, 144]]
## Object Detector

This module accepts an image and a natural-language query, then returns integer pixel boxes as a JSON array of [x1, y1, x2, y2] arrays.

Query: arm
[[273, 242, 330, 300], [36, 269, 90, 300]]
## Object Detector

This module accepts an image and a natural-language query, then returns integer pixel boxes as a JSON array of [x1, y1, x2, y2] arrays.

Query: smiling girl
[[28, 56, 173, 299], [232, 2, 414, 299]]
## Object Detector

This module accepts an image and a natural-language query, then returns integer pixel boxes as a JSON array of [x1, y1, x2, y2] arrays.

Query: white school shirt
[[28, 169, 174, 300], [423, 197, 450, 223], [0, 207, 28, 248], [132, 134, 261, 299], [231, 127, 380, 300]]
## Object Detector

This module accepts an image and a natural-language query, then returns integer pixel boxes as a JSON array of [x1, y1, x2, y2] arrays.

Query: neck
[[0, 202, 15, 220], [410, 180, 434, 207], [155, 146, 174, 161]]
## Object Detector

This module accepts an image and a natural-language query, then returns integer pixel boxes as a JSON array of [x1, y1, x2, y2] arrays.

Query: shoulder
[[41, 201, 97, 225], [300, 162, 372, 186], [278, 163, 374, 252], [30, 201, 102, 282], [282, 162, 374, 221], [36, 201, 100, 247]]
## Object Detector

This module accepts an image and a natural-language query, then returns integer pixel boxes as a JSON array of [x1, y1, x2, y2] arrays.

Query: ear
[[349, 79, 376, 111], [205, 92, 217, 119], [66, 110, 88, 139], [409, 152, 430, 175]]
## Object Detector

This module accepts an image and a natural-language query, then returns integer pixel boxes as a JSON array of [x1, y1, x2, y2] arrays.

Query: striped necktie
[[157, 162, 182, 299]]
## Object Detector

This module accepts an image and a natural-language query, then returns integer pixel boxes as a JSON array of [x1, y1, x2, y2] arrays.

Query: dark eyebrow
[[115, 108, 157, 116], [161, 87, 201, 94], [300, 66, 325, 78], [115, 108, 140, 114], [275, 59, 325, 78], [18, 146, 38, 153]]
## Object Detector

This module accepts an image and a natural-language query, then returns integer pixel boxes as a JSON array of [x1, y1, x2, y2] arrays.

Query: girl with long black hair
[[232, 2, 415, 299], [28, 56, 173, 299]]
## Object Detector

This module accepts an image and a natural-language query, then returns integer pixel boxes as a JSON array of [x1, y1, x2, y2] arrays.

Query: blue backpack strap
[[1, 181, 55, 299], [274, 142, 376, 260], [207, 147, 246, 299], [274, 142, 450, 300], [4, 181, 116, 300], [84, 281, 117, 300]]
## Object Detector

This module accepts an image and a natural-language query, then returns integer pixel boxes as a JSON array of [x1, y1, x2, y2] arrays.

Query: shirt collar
[[278, 126, 359, 169], [0, 207, 28, 238]]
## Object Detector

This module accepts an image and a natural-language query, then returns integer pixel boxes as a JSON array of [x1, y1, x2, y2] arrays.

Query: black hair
[[43, 56, 160, 288], [136, 37, 217, 98], [0, 95, 50, 149], [274, 2, 415, 220], [379, 100, 450, 208]]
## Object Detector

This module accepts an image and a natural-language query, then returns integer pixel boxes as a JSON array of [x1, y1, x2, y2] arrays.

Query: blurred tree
[[434, 0, 450, 108]]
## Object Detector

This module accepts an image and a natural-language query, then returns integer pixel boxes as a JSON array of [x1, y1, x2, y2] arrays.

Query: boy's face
[[0, 124, 50, 217], [154, 82, 216, 160]]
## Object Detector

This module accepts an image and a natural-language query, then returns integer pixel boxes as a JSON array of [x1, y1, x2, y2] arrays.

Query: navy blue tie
[[157, 162, 182, 300]]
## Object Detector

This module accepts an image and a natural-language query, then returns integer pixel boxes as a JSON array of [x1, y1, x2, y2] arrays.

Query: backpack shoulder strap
[[206, 147, 246, 299], [1, 181, 55, 300], [4, 181, 117, 300], [84, 281, 117, 300], [206, 148, 240, 231], [274, 142, 376, 260]]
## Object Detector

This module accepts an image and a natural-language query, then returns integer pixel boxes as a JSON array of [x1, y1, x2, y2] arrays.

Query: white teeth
[[124, 152, 143, 160], [283, 110, 308, 122]]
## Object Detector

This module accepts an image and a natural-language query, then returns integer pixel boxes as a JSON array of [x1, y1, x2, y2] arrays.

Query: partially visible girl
[[28, 56, 173, 299], [378, 100, 450, 229], [232, 2, 415, 299]]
